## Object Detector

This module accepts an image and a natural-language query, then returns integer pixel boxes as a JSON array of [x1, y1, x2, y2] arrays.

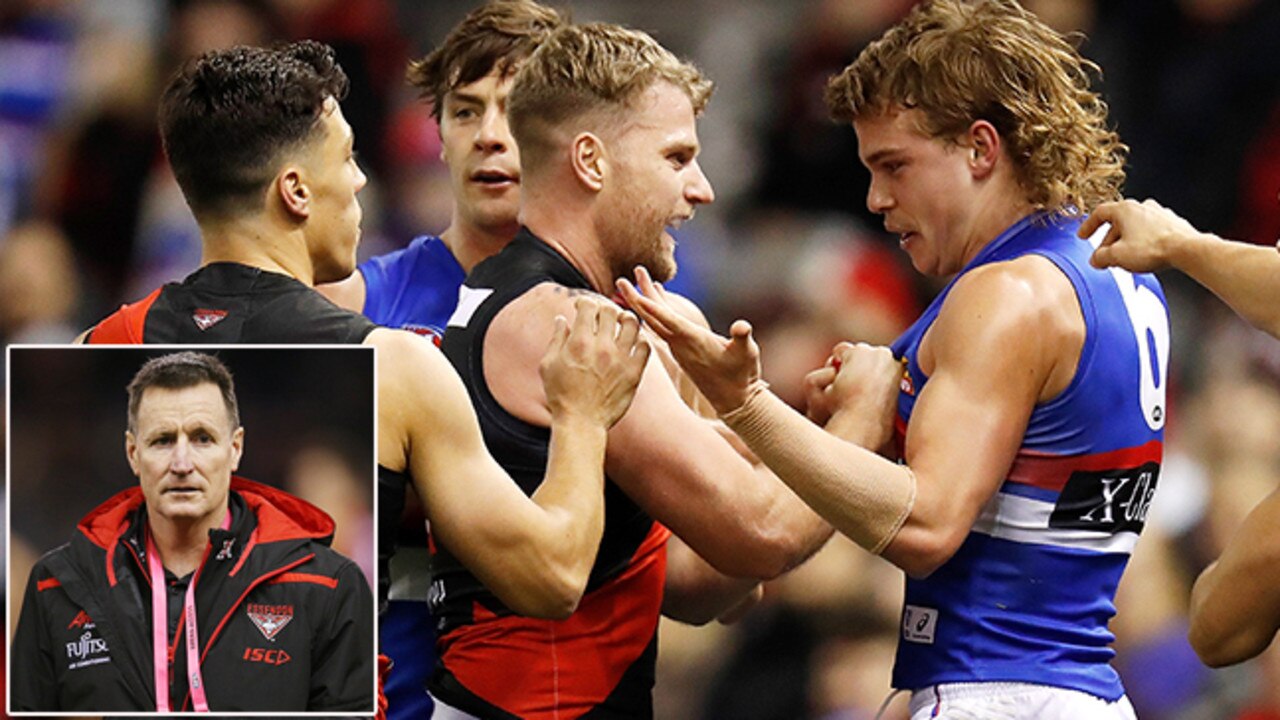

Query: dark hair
[[159, 40, 349, 219], [407, 0, 567, 123], [127, 352, 240, 432]]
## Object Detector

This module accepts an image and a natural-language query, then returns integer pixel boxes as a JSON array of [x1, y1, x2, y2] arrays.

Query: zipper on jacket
[[179, 552, 318, 711]]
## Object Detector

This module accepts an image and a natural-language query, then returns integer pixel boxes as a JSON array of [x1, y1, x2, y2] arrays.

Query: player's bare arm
[[662, 535, 762, 625], [650, 295, 766, 624], [621, 256, 1083, 577], [1082, 198, 1280, 338], [882, 257, 1081, 574], [315, 271, 368, 313], [486, 283, 832, 581], [1188, 485, 1280, 667], [371, 296, 647, 618]]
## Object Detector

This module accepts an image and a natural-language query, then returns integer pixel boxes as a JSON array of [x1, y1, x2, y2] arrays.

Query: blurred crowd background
[[1, 0, 1278, 718]]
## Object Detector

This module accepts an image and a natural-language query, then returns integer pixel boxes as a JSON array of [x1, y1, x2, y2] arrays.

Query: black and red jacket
[[10, 477, 374, 713]]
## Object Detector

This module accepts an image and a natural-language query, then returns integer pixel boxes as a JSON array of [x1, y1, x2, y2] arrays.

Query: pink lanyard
[[147, 512, 230, 712]]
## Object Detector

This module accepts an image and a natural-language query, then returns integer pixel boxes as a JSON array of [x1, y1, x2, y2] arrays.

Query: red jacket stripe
[[268, 572, 339, 589]]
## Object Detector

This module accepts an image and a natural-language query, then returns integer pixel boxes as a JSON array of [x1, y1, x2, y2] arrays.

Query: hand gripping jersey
[[358, 235, 465, 720], [889, 213, 1170, 700], [85, 263, 375, 344], [437, 228, 668, 720]]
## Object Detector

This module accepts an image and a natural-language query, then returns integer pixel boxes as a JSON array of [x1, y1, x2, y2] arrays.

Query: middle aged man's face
[[126, 383, 243, 529]]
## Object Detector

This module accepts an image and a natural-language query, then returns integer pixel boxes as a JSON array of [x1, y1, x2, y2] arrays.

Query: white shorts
[[908, 682, 1137, 720]]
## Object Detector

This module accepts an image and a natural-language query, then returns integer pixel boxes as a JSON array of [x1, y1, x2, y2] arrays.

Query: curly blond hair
[[826, 0, 1126, 213], [508, 22, 713, 174]]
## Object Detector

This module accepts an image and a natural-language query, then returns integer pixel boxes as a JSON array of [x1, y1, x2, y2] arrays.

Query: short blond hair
[[508, 22, 713, 173], [826, 0, 1126, 214]]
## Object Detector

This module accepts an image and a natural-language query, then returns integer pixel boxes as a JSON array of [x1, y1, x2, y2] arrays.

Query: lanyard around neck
[[147, 510, 231, 713]]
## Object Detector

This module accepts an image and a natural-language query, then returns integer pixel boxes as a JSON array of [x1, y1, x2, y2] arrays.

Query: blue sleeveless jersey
[[889, 213, 1170, 700], [359, 234, 464, 720], [360, 235, 465, 341]]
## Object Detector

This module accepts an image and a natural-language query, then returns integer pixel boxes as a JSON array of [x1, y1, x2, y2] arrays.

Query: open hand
[[617, 266, 762, 415]]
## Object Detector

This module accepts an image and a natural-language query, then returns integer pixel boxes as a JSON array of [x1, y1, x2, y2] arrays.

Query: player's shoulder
[[935, 255, 1081, 355], [481, 283, 594, 380], [950, 255, 1074, 318], [659, 290, 710, 329], [494, 282, 599, 338], [297, 543, 368, 589], [362, 235, 447, 274], [521, 280, 600, 308]]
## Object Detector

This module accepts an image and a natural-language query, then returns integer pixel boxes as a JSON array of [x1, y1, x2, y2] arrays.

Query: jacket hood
[[76, 476, 336, 550]]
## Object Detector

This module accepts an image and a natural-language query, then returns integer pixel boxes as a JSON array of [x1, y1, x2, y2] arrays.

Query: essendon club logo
[[192, 308, 228, 331], [246, 603, 294, 641], [1049, 462, 1161, 534], [67, 610, 94, 630]]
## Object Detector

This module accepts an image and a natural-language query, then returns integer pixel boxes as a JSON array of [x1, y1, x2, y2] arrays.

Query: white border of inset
[[5, 343, 379, 717]]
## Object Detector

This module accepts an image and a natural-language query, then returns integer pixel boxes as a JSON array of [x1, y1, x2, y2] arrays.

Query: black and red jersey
[[437, 228, 667, 719], [86, 262, 375, 344], [10, 478, 374, 712], [82, 261, 400, 607]]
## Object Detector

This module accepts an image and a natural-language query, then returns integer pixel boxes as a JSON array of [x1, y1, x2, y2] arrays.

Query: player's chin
[[157, 497, 208, 519], [646, 255, 677, 284], [317, 253, 358, 285]]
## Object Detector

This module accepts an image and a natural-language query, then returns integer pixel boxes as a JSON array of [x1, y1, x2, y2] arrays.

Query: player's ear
[[125, 431, 141, 477], [277, 166, 311, 219], [229, 426, 244, 472], [571, 132, 606, 192], [965, 120, 1001, 179]]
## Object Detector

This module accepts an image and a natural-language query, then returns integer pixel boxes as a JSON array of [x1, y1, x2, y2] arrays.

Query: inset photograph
[[6, 346, 375, 714]]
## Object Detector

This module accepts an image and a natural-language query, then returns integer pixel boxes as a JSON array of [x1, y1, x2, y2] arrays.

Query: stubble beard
[[605, 198, 677, 285]]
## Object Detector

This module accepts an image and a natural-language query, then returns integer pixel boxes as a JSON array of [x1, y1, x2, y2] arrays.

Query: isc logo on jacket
[[242, 647, 293, 666]]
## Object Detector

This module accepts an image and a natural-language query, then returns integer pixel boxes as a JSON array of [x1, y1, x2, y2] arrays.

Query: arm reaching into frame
[[1081, 198, 1280, 338], [1188, 486, 1280, 667]]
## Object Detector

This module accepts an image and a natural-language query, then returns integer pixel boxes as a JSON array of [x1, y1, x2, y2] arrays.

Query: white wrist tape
[[722, 388, 915, 554]]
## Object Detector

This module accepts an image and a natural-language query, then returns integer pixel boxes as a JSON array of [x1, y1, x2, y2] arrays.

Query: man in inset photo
[[8, 348, 374, 713]]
